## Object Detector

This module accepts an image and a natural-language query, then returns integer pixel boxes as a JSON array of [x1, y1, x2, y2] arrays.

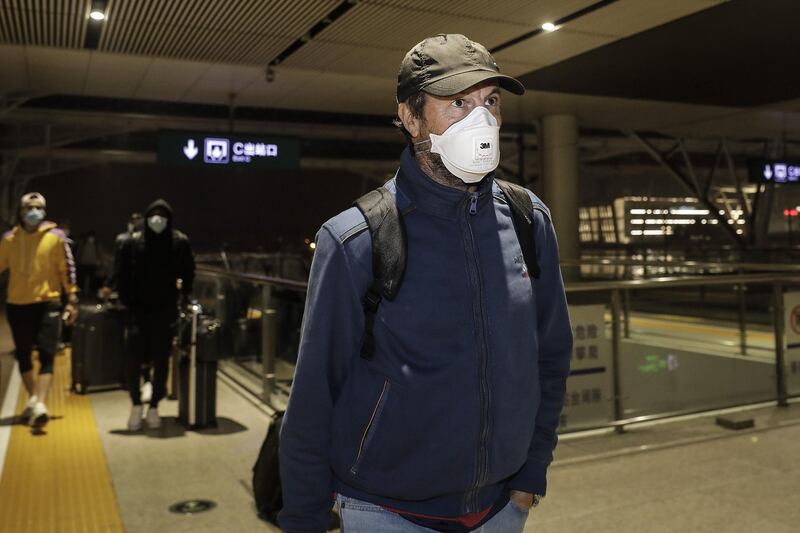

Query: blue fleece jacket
[[278, 148, 573, 532]]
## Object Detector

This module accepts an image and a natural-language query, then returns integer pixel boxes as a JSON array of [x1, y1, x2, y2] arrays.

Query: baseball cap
[[397, 34, 525, 103], [20, 192, 46, 209]]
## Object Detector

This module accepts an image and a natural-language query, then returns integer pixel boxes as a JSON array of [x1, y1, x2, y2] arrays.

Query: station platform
[[1, 316, 799, 532]]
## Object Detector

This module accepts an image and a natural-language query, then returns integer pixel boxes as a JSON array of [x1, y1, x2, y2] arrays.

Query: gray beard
[[414, 149, 471, 191]]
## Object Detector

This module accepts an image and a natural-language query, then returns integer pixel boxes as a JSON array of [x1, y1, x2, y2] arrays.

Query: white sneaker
[[140, 381, 153, 404], [127, 405, 144, 431], [145, 406, 162, 429], [30, 402, 49, 428], [20, 395, 38, 420]]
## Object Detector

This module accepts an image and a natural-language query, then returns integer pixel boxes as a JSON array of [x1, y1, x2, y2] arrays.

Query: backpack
[[354, 179, 542, 360], [252, 411, 340, 530], [252, 411, 284, 526]]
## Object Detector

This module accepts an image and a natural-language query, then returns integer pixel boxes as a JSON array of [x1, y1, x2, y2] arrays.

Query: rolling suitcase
[[178, 304, 221, 428], [71, 303, 125, 393]]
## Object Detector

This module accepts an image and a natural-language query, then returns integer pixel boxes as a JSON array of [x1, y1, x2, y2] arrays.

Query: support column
[[541, 114, 579, 277]]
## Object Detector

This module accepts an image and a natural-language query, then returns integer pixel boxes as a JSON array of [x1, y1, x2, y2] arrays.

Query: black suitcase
[[71, 303, 125, 393], [178, 304, 221, 428]]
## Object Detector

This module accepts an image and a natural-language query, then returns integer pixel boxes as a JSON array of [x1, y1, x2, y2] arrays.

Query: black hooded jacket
[[117, 199, 195, 310]]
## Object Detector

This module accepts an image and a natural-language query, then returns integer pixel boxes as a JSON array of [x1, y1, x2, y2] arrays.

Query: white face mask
[[148, 215, 168, 234], [422, 106, 500, 184]]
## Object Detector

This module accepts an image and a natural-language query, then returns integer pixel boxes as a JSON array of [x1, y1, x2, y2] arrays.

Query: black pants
[[126, 307, 175, 407], [6, 302, 61, 374]]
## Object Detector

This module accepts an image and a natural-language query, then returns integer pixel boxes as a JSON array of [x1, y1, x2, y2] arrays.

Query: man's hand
[[510, 490, 535, 511], [99, 286, 112, 300]]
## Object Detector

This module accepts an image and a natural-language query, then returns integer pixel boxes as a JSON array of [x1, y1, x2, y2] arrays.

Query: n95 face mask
[[428, 106, 500, 183]]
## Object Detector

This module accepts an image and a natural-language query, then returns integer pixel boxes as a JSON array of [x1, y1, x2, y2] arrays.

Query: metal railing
[[193, 265, 800, 431]]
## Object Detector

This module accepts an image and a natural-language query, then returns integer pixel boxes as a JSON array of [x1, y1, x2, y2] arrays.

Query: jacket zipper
[[350, 379, 390, 475], [463, 191, 491, 513]]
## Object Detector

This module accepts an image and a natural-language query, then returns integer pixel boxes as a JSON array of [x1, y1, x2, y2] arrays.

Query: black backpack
[[252, 411, 284, 526], [252, 411, 340, 530], [354, 179, 542, 360]]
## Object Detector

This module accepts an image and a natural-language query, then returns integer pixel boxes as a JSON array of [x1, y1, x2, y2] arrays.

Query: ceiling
[[1, 0, 799, 141]]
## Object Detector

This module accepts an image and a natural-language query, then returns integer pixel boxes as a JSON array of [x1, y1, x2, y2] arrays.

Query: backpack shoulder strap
[[353, 186, 407, 360], [496, 179, 541, 280]]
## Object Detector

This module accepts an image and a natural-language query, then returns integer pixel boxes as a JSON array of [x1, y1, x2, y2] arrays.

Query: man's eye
[[451, 99, 465, 108], [486, 96, 499, 106]]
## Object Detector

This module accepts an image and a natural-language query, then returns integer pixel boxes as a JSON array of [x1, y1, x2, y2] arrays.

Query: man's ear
[[398, 103, 421, 139]]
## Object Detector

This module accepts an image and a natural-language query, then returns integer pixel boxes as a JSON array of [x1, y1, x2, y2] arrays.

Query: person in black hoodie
[[117, 199, 194, 430]]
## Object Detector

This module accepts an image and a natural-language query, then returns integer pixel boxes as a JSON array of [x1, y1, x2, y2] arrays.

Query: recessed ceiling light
[[541, 22, 558, 32], [89, 10, 106, 21]]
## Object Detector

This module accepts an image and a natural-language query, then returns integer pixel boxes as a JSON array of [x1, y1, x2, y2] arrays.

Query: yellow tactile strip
[[0, 351, 124, 533]]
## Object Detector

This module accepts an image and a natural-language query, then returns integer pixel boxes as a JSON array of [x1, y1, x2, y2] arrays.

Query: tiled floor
[[0, 352, 124, 533], [2, 305, 800, 531], [89, 380, 279, 533], [527, 405, 800, 532]]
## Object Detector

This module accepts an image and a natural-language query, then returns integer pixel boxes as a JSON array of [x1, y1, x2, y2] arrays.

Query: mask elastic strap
[[413, 138, 432, 153]]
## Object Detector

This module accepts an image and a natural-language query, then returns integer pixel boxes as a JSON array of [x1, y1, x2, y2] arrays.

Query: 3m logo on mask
[[474, 137, 494, 164]]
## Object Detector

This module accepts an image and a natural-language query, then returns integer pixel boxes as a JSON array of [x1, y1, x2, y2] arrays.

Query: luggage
[[71, 303, 125, 393], [252, 411, 340, 530], [177, 304, 221, 428]]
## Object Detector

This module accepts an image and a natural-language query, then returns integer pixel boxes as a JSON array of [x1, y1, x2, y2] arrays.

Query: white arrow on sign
[[183, 139, 199, 160]]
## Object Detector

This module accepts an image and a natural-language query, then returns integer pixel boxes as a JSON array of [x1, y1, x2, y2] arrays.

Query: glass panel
[[616, 282, 775, 418]]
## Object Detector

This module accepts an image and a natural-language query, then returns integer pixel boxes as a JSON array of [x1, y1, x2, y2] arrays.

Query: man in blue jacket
[[279, 34, 573, 532]]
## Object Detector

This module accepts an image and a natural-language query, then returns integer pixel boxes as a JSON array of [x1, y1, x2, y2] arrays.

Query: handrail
[[196, 266, 308, 291], [563, 258, 800, 272], [565, 273, 800, 293], [198, 265, 800, 293]]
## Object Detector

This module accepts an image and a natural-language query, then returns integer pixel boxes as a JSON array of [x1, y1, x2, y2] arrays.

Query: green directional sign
[[158, 130, 301, 169]]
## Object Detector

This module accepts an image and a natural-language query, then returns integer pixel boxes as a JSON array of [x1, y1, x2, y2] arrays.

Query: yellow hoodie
[[0, 221, 78, 305]]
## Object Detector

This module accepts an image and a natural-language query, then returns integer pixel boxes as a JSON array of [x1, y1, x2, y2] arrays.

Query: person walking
[[0, 192, 78, 427], [279, 34, 573, 533], [116, 199, 194, 430]]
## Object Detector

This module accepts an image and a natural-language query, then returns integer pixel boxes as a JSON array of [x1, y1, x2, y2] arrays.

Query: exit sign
[[158, 131, 300, 168], [748, 159, 800, 184]]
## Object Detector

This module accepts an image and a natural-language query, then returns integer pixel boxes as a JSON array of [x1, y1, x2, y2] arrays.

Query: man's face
[[400, 81, 502, 142], [130, 214, 144, 230], [421, 81, 502, 138], [20, 203, 46, 223], [398, 81, 502, 188]]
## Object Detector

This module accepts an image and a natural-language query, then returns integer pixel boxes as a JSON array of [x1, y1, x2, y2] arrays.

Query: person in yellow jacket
[[0, 192, 79, 427]]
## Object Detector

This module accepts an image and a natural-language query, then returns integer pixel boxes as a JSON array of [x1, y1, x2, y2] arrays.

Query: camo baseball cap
[[397, 33, 525, 103]]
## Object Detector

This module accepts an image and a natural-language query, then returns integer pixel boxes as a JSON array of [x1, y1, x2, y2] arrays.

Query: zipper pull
[[469, 193, 478, 215]]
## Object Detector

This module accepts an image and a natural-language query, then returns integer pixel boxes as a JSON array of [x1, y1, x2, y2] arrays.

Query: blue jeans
[[335, 494, 530, 532]]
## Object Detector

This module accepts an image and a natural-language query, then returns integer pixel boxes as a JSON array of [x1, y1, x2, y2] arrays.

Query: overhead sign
[[748, 159, 800, 184], [158, 131, 300, 168]]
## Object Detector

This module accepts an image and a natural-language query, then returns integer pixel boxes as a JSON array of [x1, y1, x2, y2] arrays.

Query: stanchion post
[[610, 289, 625, 431], [623, 288, 631, 339], [772, 283, 789, 407], [261, 284, 278, 408], [738, 278, 747, 356]]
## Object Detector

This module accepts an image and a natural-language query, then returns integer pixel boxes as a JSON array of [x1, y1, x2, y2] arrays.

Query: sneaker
[[140, 381, 153, 404], [30, 402, 49, 428], [20, 395, 38, 421], [127, 405, 144, 431], [145, 406, 162, 429]]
